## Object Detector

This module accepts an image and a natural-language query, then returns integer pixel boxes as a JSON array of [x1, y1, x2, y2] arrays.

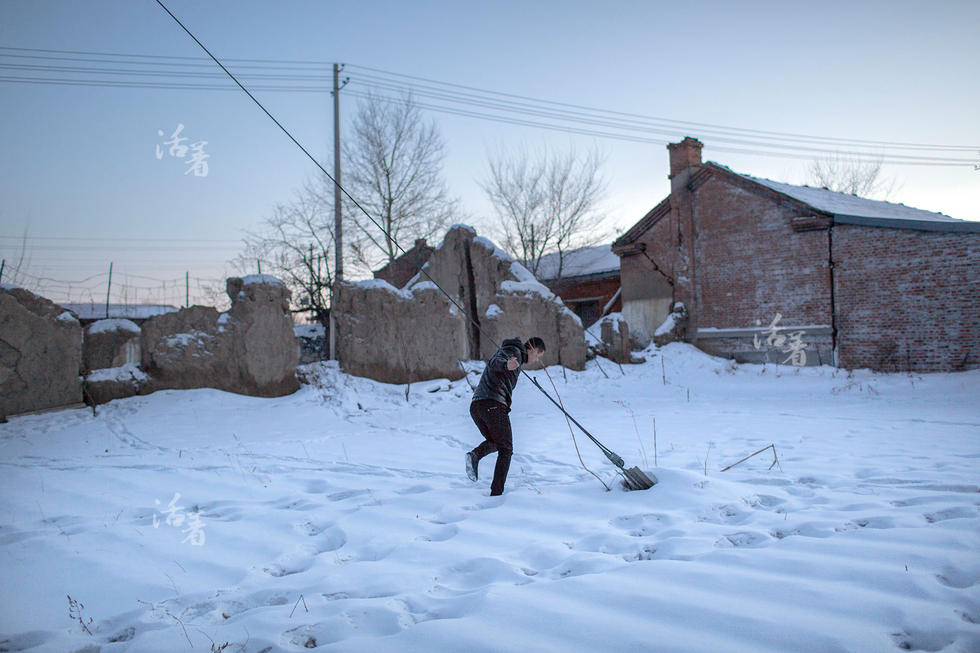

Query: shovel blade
[[623, 466, 656, 491]]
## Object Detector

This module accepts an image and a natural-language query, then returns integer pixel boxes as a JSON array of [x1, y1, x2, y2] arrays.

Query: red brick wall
[[833, 225, 980, 372], [692, 176, 832, 331], [547, 275, 620, 309]]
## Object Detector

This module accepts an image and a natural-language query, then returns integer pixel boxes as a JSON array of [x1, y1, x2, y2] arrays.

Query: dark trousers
[[469, 399, 513, 496]]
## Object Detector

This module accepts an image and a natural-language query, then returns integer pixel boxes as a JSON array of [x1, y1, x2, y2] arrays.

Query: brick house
[[533, 244, 621, 328], [612, 137, 980, 372], [373, 238, 435, 288]]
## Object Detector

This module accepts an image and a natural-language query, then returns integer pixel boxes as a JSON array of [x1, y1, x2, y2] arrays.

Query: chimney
[[667, 137, 703, 179], [414, 238, 427, 249]]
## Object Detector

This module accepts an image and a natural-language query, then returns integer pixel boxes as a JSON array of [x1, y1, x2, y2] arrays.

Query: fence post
[[105, 262, 113, 318]]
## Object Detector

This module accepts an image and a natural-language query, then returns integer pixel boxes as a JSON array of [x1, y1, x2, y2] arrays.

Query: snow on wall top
[[472, 235, 512, 262], [240, 274, 285, 286], [532, 244, 619, 281], [352, 277, 414, 299], [735, 171, 961, 224], [60, 303, 178, 320], [88, 318, 140, 335]]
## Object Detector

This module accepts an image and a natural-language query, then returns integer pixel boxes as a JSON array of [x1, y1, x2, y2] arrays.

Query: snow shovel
[[528, 376, 656, 491]]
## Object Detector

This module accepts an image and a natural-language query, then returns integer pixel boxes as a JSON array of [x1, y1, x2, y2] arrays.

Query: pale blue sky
[[1, 0, 977, 306]]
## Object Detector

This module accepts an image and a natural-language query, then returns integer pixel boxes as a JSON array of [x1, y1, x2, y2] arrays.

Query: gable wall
[[692, 175, 832, 331], [619, 210, 675, 344], [833, 225, 980, 372]]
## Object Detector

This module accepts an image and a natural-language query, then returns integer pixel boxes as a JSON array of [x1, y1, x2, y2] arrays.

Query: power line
[[346, 90, 975, 166], [0, 235, 240, 242], [1, 46, 975, 165]]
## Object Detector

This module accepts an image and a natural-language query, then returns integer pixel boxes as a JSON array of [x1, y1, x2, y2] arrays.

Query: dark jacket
[[472, 338, 527, 410]]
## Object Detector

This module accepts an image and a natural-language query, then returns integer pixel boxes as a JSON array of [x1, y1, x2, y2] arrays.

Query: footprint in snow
[[715, 531, 770, 548], [935, 564, 980, 589], [397, 484, 431, 495], [417, 524, 458, 543], [302, 478, 330, 494], [698, 503, 751, 525], [611, 513, 667, 536], [924, 507, 976, 523], [263, 545, 317, 577], [214, 591, 290, 622]]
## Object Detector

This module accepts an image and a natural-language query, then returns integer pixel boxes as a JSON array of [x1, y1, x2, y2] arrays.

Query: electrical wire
[[1, 46, 976, 166]]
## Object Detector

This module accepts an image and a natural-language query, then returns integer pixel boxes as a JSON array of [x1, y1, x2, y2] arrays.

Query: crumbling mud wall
[[334, 280, 469, 384], [335, 225, 586, 384], [140, 275, 300, 397], [1, 285, 83, 417], [83, 318, 141, 372], [1, 276, 300, 417]]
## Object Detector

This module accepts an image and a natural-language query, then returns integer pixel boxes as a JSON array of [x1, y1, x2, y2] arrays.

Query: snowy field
[[1, 343, 978, 652]]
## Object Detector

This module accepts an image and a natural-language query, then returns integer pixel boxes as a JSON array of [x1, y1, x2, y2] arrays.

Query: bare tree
[[231, 92, 457, 323], [481, 144, 608, 278], [806, 153, 899, 199], [341, 91, 458, 271], [232, 182, 335, 325], [0, 225, 34, 289]]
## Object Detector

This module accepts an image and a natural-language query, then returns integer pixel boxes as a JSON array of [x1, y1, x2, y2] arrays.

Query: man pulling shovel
[[465, 336, 546, 495]]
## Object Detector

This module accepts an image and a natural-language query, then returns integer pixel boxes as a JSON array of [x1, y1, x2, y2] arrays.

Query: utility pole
[[330, 63, 348, 360]]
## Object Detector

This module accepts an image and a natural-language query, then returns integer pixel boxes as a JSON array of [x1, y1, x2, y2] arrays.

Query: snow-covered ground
[[1, 344, 978, 652]]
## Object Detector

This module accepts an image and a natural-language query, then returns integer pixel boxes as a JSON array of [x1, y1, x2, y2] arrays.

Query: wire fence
[[0, 261, 230, 310]]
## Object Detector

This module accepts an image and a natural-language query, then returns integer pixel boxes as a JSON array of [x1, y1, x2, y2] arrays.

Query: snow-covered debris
[[85, 362, 148, 384]]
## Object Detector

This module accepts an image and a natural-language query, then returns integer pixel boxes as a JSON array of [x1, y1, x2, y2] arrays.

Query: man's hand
[[506, 357, 520, 371]]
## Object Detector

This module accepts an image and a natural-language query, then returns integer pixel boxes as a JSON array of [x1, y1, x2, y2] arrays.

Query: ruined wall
[[1, 286, 82, 417], [83, 318, 141, 372], [141, 275, 299, 397], [413, 226, 586, 371], [1, 276, 300, 416], [334, 280, 468, 384], [335, 225, 586, 384]]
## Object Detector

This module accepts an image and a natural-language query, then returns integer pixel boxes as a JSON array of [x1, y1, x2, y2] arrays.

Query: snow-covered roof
[[532, 244, 620, 281], [740, 173, 955, 222], [729, 168, 979, 232], [60, 303, 179, 320]]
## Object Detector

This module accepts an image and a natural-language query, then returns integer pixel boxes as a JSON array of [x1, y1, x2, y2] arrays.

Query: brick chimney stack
[[667, 137, 703, 180], [666, 136, 703, 339]]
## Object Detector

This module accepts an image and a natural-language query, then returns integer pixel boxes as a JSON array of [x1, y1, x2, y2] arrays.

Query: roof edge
[[832, 214, 980, 233]]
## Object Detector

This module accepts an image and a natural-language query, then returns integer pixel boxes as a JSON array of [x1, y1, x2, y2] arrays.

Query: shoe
[[465, 452, 478, 482]]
